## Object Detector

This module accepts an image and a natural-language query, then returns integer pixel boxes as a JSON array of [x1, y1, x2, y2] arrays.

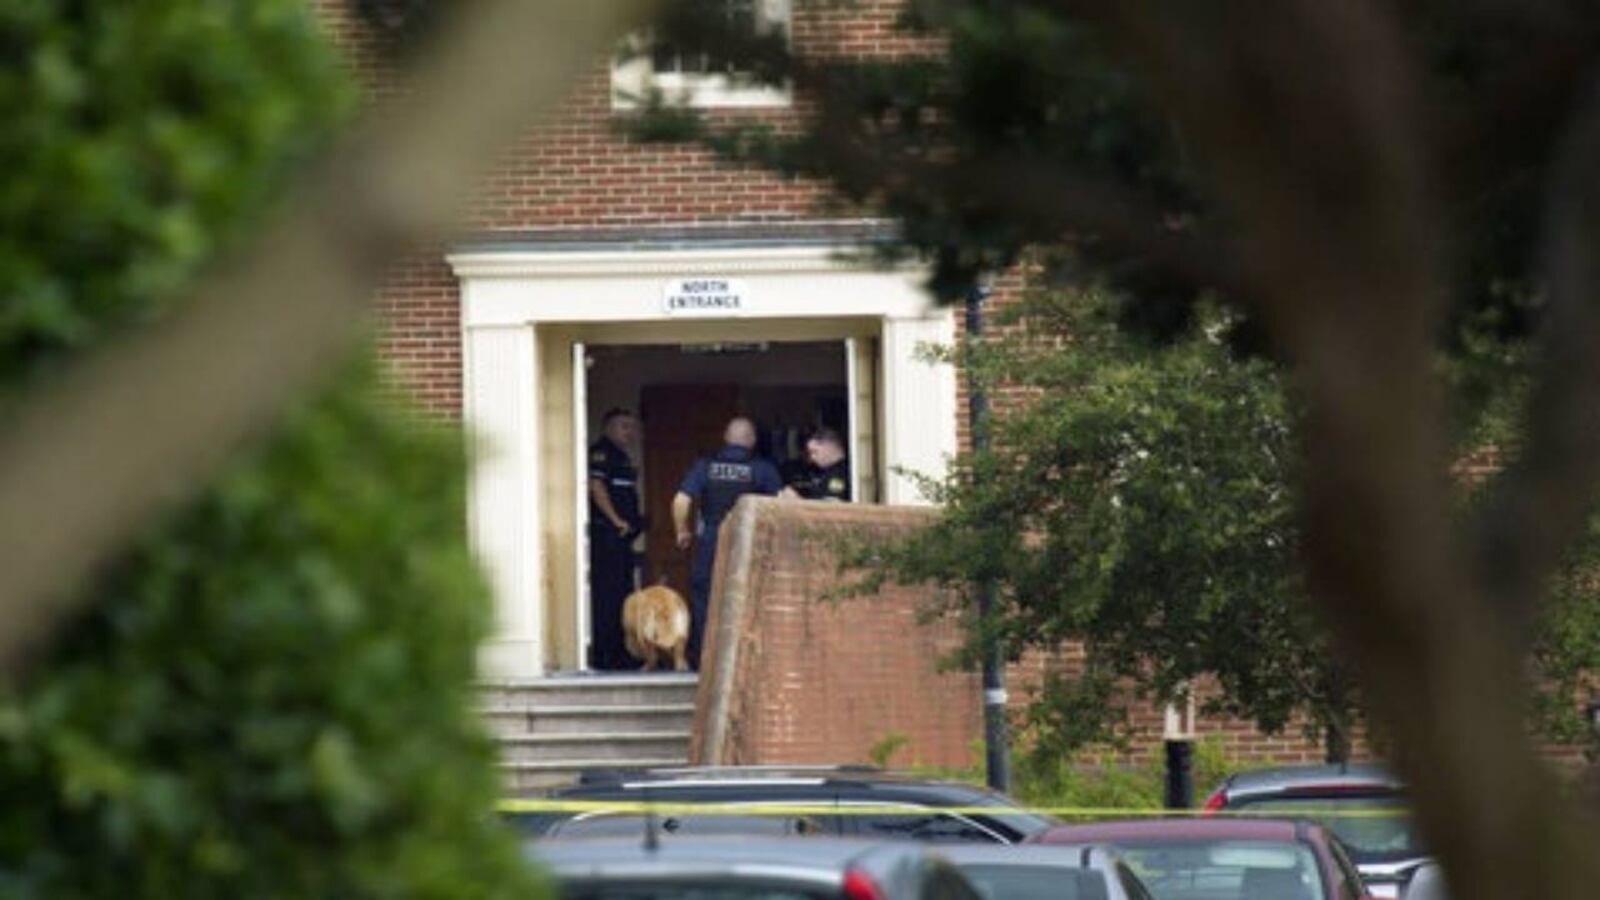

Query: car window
[[854, 810, 1005, 843], [1116, 862, 1155, 900], [548, 813, 824, 839], [1227, 794, 1422, 864], [1116, 839, 1327, 900], [958, 865, 1108, 900], [921, 861, 986, 900]]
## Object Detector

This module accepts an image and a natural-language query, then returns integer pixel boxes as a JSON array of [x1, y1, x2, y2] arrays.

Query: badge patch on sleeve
[[828, 477, 846, 495]]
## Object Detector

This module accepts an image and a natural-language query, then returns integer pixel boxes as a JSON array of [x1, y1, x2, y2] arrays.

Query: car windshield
[[1228, 794, 1423, 864], [1115, 839, 1326, 900], [959, 864, 1107, 900]]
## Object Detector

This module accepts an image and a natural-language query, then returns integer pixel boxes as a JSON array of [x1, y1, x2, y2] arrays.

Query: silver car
[[530, 836, 983, 899]]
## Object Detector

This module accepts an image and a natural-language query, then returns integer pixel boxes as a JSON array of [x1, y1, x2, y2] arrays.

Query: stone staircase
[[481, 674, 698, 793]]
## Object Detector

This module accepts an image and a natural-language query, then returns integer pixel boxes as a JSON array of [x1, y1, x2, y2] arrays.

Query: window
[[612, 0, 792, 110], [549, 812, 824, 839], [1117, 841, 1327, 900], [852, 809, 1007, 844], [1227, 794, 1423, 864]]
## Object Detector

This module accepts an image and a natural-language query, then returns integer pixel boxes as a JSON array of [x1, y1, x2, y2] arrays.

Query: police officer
[[588, 408, 643, 670], [672, 417, 782, 668], [782, 427, 852, 502]]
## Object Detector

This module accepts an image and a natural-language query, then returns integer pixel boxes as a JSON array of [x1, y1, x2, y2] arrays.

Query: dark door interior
[[639, 384, 740, 597]]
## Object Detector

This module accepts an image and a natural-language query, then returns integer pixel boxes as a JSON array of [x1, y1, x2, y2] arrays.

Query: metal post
[[966, 283, 1011, 793], [1163, 698, 1195, 810], [1163, 739, 1194, 810]]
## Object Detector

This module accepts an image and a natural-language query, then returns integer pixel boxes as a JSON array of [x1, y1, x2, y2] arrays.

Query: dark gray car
[[529, 836, 984, 900], [515, 765, 1055, 844]]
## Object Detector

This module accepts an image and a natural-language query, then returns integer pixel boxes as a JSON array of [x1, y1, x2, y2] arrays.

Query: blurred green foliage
[[0, 2, 543, 897], [917, 736, 1241, 810], [854, 286, 1599, 761], [1011, 739, 1241, 812], [0, 363, 541, 899], [0, 0, 343, 388], [853, 289, 1354, 758]]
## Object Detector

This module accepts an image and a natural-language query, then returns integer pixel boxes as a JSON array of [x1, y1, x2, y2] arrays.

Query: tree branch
[[0, 0, 653, 682], [1067, 1, 1600, 898], [1470, 79, 1600, 624]]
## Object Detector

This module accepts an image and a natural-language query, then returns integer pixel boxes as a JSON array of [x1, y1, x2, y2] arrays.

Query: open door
[[572, 341, 590, 670], [640, 384, 741, 598], [844, 338, 862, 501]]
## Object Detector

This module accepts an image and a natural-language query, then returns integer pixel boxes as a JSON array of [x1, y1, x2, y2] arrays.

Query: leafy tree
[[640, 2, 1600, 896], [0, 2, 542, 897], [865, 282, 1599, 764], [856, 289, 1353, 757]]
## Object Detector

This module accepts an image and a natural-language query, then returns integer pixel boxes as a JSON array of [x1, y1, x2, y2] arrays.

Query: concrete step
[[479, 674, 699, 709], [483, 704, 695, 738], [501, 758, 690, 793], [499, 732, 692, 765]]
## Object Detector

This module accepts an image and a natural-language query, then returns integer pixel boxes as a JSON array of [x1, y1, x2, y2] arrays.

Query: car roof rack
[[573, 764, 887, 786]]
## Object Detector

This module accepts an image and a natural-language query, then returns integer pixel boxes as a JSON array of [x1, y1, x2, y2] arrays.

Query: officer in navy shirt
[[588, 408, 643, 670], [782, 427, 852, 502], [672, 417, 782, 668]]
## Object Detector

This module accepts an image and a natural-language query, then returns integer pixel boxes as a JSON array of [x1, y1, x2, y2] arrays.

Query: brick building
[[320, 0, 969, 680], [316, 1, 1410, 777]]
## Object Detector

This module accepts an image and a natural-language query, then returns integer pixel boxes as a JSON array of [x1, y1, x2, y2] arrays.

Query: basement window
[[612, 0, 792, 110]]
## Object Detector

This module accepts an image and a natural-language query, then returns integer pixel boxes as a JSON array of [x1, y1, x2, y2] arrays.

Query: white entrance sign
[[663, 277, 746, 316]]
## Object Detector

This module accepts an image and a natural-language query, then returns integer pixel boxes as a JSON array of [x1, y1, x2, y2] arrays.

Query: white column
[[880, 312, 958, 505], [464, 323, 545, 678]]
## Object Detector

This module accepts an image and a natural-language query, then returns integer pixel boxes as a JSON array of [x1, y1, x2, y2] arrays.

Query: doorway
[[584, 341, 856, 606]]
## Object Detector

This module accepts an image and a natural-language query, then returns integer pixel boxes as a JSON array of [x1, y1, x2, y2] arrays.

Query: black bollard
[[1164, 739, 1194, 810]]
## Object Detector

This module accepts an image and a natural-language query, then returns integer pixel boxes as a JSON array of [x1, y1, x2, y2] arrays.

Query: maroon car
[[1031, 818, 1373, 900]]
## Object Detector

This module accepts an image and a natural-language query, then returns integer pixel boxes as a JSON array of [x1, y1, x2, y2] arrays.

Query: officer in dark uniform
[[672, 417, 782, 668], [783, 427, 852, 502], [588, 408, 643, 670]]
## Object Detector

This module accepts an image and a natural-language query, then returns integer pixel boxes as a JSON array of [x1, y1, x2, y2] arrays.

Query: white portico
[[450, 239, 958, 679]]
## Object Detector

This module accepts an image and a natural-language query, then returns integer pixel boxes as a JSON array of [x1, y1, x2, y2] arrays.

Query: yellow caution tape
[[496, 799, 1410, 818]]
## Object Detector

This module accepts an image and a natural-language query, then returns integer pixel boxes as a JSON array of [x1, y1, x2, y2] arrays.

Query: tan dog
[[621, 583, 690, 671]]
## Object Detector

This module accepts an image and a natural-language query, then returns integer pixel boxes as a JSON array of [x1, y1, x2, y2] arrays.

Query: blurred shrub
[[911, 737, 1241, 811], [0, 2, 543, 898], [0, 0, 345, 388], [0, 362, 541, 899], [1008, 739, 1241, 811]]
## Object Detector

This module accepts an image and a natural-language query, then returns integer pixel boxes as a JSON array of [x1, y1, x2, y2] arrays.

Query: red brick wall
[[373, 251, 461, 417], [314, 0, 930, 411], [691, 499, 1349, 771], [692, 499, 980, 768]]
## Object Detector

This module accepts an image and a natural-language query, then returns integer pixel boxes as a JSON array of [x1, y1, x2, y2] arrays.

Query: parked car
[[529, 836, 984, 899], [511, 765, 1055, 844], [937, 842, 1155, 900], [1202, 764, 1429, 897], [1034, 818, 1375, 900]]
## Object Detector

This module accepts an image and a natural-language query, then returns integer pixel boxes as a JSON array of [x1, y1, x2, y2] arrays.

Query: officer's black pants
[[687, 531, 719, 670], [588, 525, 636, 670]]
